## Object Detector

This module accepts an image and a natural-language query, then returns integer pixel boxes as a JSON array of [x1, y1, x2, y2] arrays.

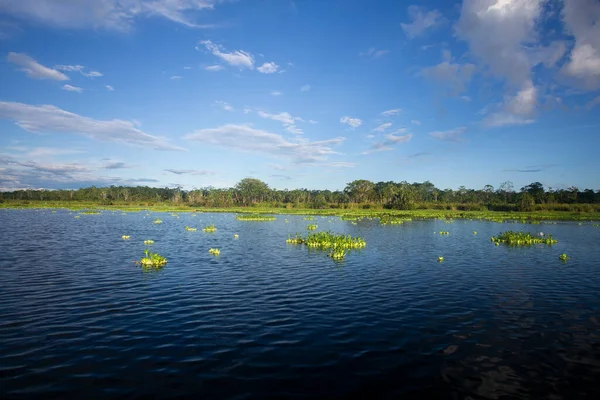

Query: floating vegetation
[[380, 215, 410, 225], [439, 231, 450, 235], [122, 235, 130, 240], [144, 239, 154, 245], [340, 215, 361, 221], [185, 226, 197, 232], [306, 224, 318, 230], [491, 231, 558, 246], [74, 215, 80, 219], [236, 215, 276, 221], [208, 248, 220, 256], [302, 216, 314, 221], [286, 233, 303, 244], [329, 248, 348, 260], [234, 234, 239, 239], [202, 224, 216, 232], [153, 218, 163, 224], [438, 256, 444, 262], [138, 249, 167, 269], [171, 213, 179, 217], [473, 231, 477, 235], [79, 211, 100, 215], [559, 253, 570, 261]]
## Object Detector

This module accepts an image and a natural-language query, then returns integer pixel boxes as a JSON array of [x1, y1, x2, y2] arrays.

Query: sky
[[0, 0, 599, 192]]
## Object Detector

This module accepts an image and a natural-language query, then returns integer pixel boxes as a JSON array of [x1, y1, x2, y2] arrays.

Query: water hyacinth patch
[[234, 234, 239, 239], [153, 218, 163, 224], [559, 253, 570, 261], [203, 224, 216, 232], [185, 226, 197, 231], [122, 235, 130, 240], [306, 224, 318, 230], [439, 231, 449, 235], [79, 211, 100, 215], [144, 239, 154, 245], [491, 231, 558, 246], [138, 249, 167, 269], [208, 248, 220, 255], [438, 257, 444, 262], [236, 215, 276, 221]]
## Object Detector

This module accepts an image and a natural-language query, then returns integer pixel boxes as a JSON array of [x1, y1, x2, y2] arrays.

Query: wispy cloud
[[373, 122, 392, 132], [503, 164, 556, 173], [360, 48, 390, 59], [411, 119, 421, 125], [62, 84, 83, 93], [198, 40, 254, 69], [340, 116, 362, 128], [257, 62, 279, 74], [54, 64, 102, 78], [204, 65, 224, 71], [270, 91, 282, 96], [105, 85, 114, 91], [429, 126, 466, 141], [7, 52, 68, 80], [103, 161, 133, 169], [0, 101, 185, 151], [401, 6, 443, 38], [164, 169, 215, 176], [285, 125, 303, 135], [215, 100, 234, 111], [363, 133, 413, 154], [381, 108, 402, 116], [170, 75, 183, 80], [300, 84, 311, 92], [184, 124, 345, 164], [421, 60, 475, 95], [258, 111, 301, 125]]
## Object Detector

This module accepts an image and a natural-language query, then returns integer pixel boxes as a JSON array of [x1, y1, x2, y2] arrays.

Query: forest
[[1, 179, 599, 212]]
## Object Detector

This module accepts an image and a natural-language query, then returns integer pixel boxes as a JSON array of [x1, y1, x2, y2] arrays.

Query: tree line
[[1, 179, 599, 212]]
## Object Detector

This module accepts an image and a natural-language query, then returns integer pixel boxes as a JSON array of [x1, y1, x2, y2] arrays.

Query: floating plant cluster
[[208, 248, 220, 256], [306, 224, 318, 230], [138, 249, 167, 269], [286, 231, 366, 260], [185, 226, 197, 231], [236, 215, 276, 221], [144, 239, 154, 245], [153, 218, 163, 224], [202, 224, 217, 232], [491, 231, 558, 246]]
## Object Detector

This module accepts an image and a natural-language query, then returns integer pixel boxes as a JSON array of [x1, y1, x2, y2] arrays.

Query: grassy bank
[[2, 200, 600, 221]]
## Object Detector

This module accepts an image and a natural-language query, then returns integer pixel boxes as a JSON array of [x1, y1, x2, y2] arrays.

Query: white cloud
[[257, 62, 279, 74], [285, 125, 303, 135], [411, 119, 421, 125], [484, 81, 537, 127], [0, 0, 222, 31], [55, 64, 103, 78], [170, 75, 183, 80], [270, 91, 282, 96], [586, 95, 600, 110], [0, 101, 185, 151], [103, 161, 133, 169], [106, 85, 114, 91], [360, 48, 390, 59], [308, 120, 318, 124], [183, 66, 193, 70], [373, 122, 392, 132], [401, 6, 443, 38], [215, 101, 233, 111], [62, 84, 83, 93], [340, 116, 362, 128], [257, 111, 301, 125], [7, 52, 68, 80], [300, 84, 311, 92], [429, 126, 466, 141], [165, 169, 215, 176], [363, 133, 413, 154], [381, 108, 402, 116], [198, 40, 254, 69], [421, 60, 475, 95], [184, 124, 345, 164], [204, 65, 224, 71], [23, 147, 85, 158], [562, 0, 600, 90]]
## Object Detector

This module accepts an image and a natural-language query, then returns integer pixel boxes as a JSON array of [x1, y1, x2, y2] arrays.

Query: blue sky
[[0, 0, 599, 192]]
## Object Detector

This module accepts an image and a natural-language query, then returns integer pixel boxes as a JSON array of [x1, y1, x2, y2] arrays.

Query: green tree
[[235, 178, 270, 206]]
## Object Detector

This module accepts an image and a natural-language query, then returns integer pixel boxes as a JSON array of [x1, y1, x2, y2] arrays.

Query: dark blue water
[[1, 209, 600, 399]]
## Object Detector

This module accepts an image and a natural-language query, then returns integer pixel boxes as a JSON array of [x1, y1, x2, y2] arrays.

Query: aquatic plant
[[234, 234, 239, 239], [329, 248, 348, 260], [236, 215, 276, 221], [122, 235, 130, 240], [286, 233, 303, 244], [379, 215, 410, 225], [138, 249, 167, 268], [302, 216, 314, 220], [491, 231, 558, 246], [559, 253, 570, 261], [202, 224, 216, 232], [185, 226, 197, 231], [438, 256, 444, 262], [74, 215, 80, 219], [153, 218, 163, 224], [473, 231, 477, 235], [208, 248, 220, 255], [79, 211, 100, 215], [144, 239, 154, 245], [439, 231, 449, 235], [306, 224, 318, 230]]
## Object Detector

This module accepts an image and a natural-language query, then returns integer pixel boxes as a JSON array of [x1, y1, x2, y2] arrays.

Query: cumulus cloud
[[285, 125, 303, 135], [0, 101, 185, 151], [340, 116, 362, 128], [257, 62, 279, 74], [483, 81, 537, 127], [381, 108, 401, 116], [62, 84, 83, 93], [421, 60, 475, 95], [561, 0, 600, 90], [7, 52, 69, 80], [0, 0, 222, 31], [184, 124, 345, 164], [401, 6, 443, 38], [198, 40, 254, 69], [429, 126, 466, 141]]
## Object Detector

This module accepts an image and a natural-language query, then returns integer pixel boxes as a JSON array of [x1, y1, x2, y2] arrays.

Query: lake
[[1, 209, 600, 399]]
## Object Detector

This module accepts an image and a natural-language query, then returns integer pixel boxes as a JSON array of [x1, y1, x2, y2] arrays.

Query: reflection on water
[[1, 209, 600, 399]]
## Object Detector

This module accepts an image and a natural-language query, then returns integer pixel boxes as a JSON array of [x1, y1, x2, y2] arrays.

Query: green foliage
[[144, 240, 154, 245], [208, 248, 220, 255], [491, 231, 558, 246], [202, 224, 216, 232], [185, 226, 197, 231], [236, 215, 276, 221], [306, 224, 318, 230], [153, 218, 163, 224], [559, 253, 569, 261], [138, 249, 167, 269]]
